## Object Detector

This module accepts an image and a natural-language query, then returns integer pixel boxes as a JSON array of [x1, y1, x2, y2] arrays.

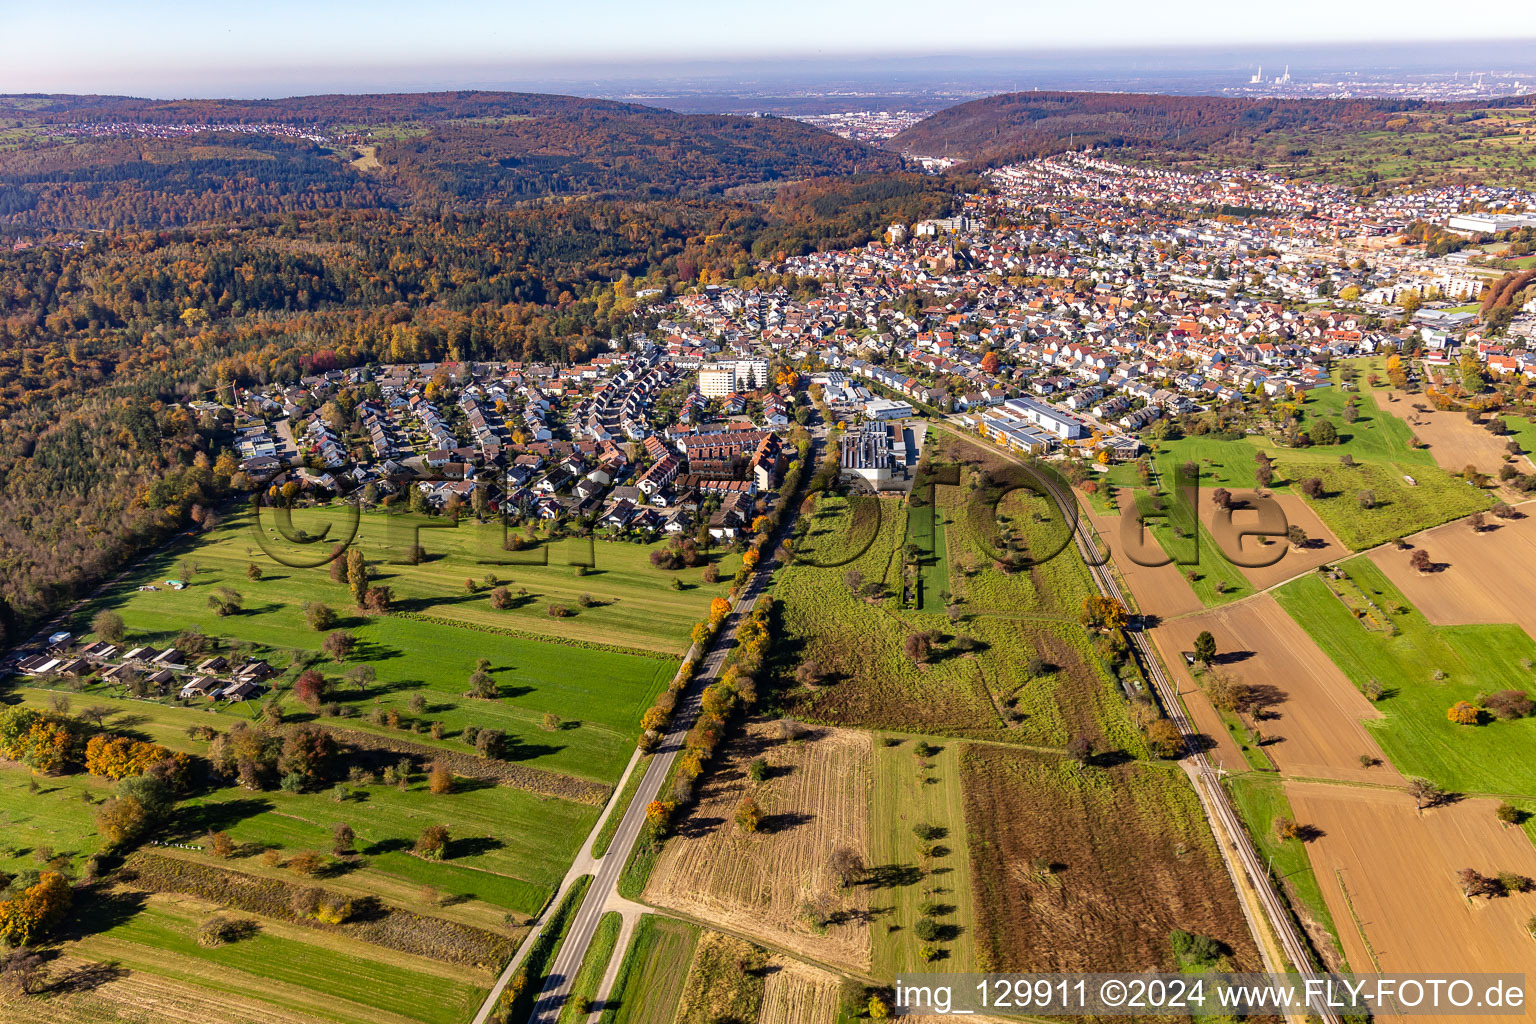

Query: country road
[[524, 567, 772, 1023], [479, 432, 827, 1024]]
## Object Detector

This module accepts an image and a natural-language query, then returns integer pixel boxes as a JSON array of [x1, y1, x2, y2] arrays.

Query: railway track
[[1040, 469, 1342, 1024]]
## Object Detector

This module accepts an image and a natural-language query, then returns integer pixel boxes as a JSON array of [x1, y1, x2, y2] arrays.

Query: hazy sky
[[7, 0, 1536, 97]]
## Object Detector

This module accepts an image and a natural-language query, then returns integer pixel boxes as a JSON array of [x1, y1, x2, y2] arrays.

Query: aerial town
[[180, 152, 1536, 542]]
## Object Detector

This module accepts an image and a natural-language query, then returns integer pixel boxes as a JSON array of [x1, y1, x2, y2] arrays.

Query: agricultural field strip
[[985, 424, 1339, 1017]]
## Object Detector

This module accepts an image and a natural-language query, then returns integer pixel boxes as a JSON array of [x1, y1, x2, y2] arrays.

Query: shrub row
[[123, 851, 514, 968], [330, 728, 609, 805]]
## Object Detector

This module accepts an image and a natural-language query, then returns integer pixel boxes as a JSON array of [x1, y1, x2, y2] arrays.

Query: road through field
[[465, 559, 776, 1024]]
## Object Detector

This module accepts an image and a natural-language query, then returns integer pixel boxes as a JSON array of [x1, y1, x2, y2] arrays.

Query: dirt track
[[645, 721, 873, 973], [1286, 781, 1536, 1020], [1372, 504, 1536, 641], [1155, 596, 1398, 784]]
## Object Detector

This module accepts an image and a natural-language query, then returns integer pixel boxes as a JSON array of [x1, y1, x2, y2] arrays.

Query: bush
[[1170, 928, 1226, 968], [415, 825, 449, 860], [196, 914, 253, 948], [912, 917, 941, 942], [428, 761, 453, 794]]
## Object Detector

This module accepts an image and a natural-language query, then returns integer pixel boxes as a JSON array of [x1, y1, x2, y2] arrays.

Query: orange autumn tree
[[84, 734, 172, 781], [0, 871, 72, 946]]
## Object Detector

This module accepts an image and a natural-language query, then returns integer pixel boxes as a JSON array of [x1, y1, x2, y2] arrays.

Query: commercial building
[[863, 397, 914, 420], [1001, 396, 1086, 439]]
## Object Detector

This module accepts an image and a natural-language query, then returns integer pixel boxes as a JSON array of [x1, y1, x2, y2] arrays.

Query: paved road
[[521, 564, 774, 1024]]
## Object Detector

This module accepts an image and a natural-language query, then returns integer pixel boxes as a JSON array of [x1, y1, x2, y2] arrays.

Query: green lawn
[[1288, 459, 1491, 551], [1142, 376, 1490, 552], [69, 508, 681, 786], [904, 496, 951, 611], [1274, 559, 1536, 796], [89, 505, 730, 654], [0, 764, 108, 877], [72, 897, 489, 1024], [602, 915, 700, 1024], [870, 735, 979, 975], [593, 754, 650, 859], [1222, 773, 1344, 969], [171, 775, 594, 916]]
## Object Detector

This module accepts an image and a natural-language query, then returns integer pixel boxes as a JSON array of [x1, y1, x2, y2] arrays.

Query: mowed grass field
[[1274, 558, 1536, 797], [5, 689, 590, 918], [196, 505, 736, 653], [71, 508, 680, 786], [0, 763, 106, 878], [602, 915, 700, 1024], [869, 736, 980, 976], [68, 893, 490, 1024], [1134, 375, 1492, 552]]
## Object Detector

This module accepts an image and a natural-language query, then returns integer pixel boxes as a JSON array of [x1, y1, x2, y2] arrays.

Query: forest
[[885, 90, 1534, 171], [0, 92, 903, 230]]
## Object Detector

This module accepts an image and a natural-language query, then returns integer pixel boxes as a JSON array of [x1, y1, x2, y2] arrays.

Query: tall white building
[[698, 365, 736, 397], [734, 359, 770, 391], [697, 359, 771, 396]]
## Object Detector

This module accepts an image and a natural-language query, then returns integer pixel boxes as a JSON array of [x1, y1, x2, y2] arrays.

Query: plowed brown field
[[1081, 504, 1204, 618], [1156, 595, 1398, 783], [1380, 390, 1531, 481], [1371, 502, 1536, 640], [1287, 781, 1536, 1020], [1202, 491, 1347, 591], [645, 722, 873, 972]]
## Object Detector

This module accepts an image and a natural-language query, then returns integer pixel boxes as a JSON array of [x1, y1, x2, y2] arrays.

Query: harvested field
[[645, 721, 874, 973], [1080, 504, 1204, 619], [1370, 503, 1536, 640], [0, 952, 324, 1024], [674, 931, 769, 1024], [1155, 596, 1398, 784], [758, 957, 843, 1024], [1199, 490, 1346, 591], [1286, 781, 1536, 1004], [1380, 390, 1531, 480], [961, 745, 1262, 973]]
